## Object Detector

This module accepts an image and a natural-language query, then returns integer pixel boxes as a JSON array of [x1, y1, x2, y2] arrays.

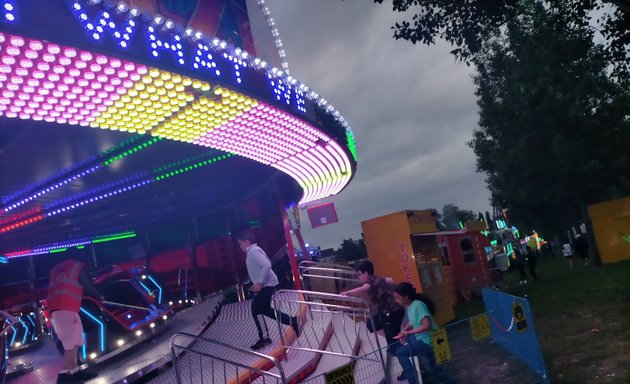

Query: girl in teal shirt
[[393, 282, 455, 384]]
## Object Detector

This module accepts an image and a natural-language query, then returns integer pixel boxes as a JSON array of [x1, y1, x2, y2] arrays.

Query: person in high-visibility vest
[[48, 259, 102, 383]]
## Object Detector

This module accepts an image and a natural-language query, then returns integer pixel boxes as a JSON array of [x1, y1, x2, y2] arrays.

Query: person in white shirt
[[562, 240, 574, 269], [237, 232, 299, 350]]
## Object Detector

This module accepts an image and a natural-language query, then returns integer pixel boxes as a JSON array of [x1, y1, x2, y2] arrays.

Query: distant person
[[513, 249, 528, 284], [392, 282, 455, 384], [562, 240, 574, 269], [574, 234, 589, 266], [525, 246, 538, 281], [48, 259, 102, 383], [341, 260, 404, 354], [237, 232, 299, 350]]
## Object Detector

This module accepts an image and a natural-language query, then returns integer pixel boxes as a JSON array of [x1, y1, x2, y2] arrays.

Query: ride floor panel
[[8, 295, 223, 384], [149, 293, 338, 384]]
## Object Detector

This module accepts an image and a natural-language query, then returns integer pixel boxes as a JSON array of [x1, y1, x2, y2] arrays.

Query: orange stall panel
[[361, 210, 455, 325], [588, 196, 630, 263]]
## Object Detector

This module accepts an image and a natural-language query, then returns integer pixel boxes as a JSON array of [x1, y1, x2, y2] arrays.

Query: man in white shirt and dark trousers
[[237, 232, 299, 350]]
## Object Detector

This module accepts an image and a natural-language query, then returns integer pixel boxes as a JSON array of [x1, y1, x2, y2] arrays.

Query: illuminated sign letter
[[146, 26, 184, 65], [192, 43, 220, 78], [68, 1, 137, 48], [1, 0, 17, 22], [269, 76, 306, 113]]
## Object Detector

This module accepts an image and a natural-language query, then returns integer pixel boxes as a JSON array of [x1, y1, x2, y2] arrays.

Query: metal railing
[[1, 310, 18, 337], [298, 261, 361, 294], [272, 290, 387, 374], [170, 332, 287, 384]]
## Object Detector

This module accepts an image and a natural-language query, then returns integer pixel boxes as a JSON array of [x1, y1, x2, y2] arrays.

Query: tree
[[336, 238, 368, 261], [469, 1, 630, 257], [440, 204, 477, 230], [374, 0, 630, 83]]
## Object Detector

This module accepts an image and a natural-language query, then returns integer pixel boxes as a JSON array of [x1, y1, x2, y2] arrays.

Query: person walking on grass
[[237, 231, 299, 350], [562, 240, 574, 269], [393, 282, 456, 384]]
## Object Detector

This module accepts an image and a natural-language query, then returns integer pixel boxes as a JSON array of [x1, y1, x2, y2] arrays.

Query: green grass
[[454, 257, 630, 384]]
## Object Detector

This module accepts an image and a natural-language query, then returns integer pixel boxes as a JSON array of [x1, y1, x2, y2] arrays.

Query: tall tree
[[374, 0, 630, 83], [469, 1, 630, 250], [440, 203, 477, 230], [336, 238, 368, 261]]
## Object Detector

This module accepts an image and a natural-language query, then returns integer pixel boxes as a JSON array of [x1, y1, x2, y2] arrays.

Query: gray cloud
[[266, 0, 491, 248]]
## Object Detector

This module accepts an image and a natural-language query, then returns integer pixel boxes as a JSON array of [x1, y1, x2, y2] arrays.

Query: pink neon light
[[0, 32, 354, 204], [0, 33, 147, 126]]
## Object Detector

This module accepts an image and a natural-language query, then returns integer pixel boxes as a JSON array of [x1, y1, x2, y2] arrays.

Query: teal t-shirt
[[407, 299, 437, 345]]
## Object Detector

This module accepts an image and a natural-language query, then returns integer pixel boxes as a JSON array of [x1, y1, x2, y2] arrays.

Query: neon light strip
[[80, 307, 105, 352], [146, 275, 163, 304], [81, 332, 87, 361], [3, 165, 101, 212], [27, 313, 36, 341], [9, 325, 17, 347], [18, 317, 28, 345], [0, 33, 354, 207], [3, 231, 135, 258], [91, 232, 136, 243], [138, 280, 152, 296]]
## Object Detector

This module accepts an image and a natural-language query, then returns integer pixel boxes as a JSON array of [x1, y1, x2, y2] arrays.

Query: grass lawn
[[454, 257, 630, 384]]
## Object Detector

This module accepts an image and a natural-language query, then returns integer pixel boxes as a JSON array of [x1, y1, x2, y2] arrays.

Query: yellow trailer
[[588, 196, 630, 263], [361, 210, 455, 325]]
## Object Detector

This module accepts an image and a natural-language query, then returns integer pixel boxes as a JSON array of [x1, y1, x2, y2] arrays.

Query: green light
[[103, 137, 164, 166], [77, 245, 85, 249], [49, 248, 68, 253], [490, 240, 498, 246], [154, 153, 235, 181], [346, 130, 357, 161], [92, 232, 137, 244], [459, 221, 464, 229]]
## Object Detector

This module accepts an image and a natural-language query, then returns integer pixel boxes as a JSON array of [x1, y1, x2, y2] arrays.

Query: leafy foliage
[[469, 1, 630, 234], [440, 203, 477, 230], [336, 238, 368, 261], [374, 0, 629, 82]]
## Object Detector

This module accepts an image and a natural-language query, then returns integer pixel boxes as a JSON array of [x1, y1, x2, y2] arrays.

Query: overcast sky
[[265, 0, 492, 249]]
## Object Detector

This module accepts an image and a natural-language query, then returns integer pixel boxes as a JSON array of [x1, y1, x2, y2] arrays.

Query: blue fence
[[482, 288, 550, 383]]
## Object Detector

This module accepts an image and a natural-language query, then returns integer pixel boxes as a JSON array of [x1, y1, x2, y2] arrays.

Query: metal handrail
[[298, 261, 362, 293], [170, 332, 287, 383], [1, 310, 18, 337], [273, 289, 387, 377]]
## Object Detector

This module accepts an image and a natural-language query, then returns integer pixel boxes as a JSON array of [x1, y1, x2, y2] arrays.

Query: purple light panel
[[0, 32, 353, 204]]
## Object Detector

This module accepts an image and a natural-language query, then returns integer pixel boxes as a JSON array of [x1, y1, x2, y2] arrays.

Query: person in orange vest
[[48, 259, 103, 383]]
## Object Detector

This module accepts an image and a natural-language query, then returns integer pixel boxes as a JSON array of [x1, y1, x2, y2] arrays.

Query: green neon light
[[92, 232, 137, 244], [154, 153, 235, 181], [100, 136, 145, 157], [77, 245, 85, 249], [103, 137, 163, 166], [346, 130, 357, 161], [49, 248, 67, 253], [490, 240, 498, 246], [459, 221, 464, 229]]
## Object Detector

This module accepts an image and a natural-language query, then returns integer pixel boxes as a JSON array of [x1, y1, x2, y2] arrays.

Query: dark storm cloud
[[266, 0, 491, 248]]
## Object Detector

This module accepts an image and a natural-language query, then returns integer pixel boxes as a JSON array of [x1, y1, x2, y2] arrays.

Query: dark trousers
[[251, 286, 295, 339], [383, 308, 405, 354]]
